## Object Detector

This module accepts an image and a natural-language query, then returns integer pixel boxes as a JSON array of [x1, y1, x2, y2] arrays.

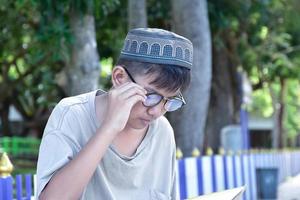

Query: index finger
[[115, 82, 147, 94]]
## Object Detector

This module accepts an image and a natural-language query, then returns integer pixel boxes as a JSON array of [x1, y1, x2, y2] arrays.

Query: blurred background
[[0, 0, 300, 198]]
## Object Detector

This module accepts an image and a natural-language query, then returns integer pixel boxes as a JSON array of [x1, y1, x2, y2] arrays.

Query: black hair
[[116, 58, 191, 92]]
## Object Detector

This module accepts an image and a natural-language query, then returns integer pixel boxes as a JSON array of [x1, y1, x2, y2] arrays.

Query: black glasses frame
[[123, 67, 186, 111]]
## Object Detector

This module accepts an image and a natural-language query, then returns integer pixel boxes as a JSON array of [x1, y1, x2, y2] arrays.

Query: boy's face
[[126, 73, 180, 130]]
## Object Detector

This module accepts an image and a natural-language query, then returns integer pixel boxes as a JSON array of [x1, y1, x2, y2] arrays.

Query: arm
[[39, 82, 147, 200], [39, 125, 114, 200]]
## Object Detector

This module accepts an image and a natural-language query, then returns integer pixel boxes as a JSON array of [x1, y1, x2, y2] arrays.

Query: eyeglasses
[[123, 67, 186, 112]]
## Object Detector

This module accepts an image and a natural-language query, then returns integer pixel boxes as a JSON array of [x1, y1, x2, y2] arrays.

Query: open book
[[187, 186, 246, 200]]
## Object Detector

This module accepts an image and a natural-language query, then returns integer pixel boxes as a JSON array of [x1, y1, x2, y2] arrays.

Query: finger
[[115, 82, 147, 94], [125, 93, 147, 103], [113, 81, 130, 89], [126, 94, 146, 107], [119, 86, 147, 99]]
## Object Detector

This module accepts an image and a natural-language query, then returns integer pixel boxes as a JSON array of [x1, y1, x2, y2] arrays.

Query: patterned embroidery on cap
[[130, 40, 138, 53], [184, 49, 190, 62], [163, 45, 173, 57], [121, 29, 193, 68], [150, 43, 161, 57], [176, 47, 183, 60], [139, 42, 148, 55], [124, 39, 130, 51]]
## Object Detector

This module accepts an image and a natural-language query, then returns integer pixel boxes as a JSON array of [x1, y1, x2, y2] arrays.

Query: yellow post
[[192, 147, 201, 157], [218, 147, 225, 155], [227, 149, 234, 156], [176, 147, 183, 159], [0, 152, 14, 177], [206, 147, 213, 156]]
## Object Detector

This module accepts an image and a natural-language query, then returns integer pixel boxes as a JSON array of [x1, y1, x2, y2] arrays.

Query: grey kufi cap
[[119, 28, 193, 69]]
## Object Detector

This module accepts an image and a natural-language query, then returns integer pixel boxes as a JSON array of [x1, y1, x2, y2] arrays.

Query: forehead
[[134, 73, 180, 97]]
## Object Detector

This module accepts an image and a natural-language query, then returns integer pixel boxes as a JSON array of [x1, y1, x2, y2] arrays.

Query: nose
[[147, 101, 166, 117]]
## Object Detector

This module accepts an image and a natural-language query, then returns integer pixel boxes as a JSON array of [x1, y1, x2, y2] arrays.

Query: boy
[[37, 28, 193, 199]]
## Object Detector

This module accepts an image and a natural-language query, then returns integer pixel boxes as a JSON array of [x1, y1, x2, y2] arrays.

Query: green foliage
[[99, 57, 113, 90], [209, 0, 299, 81], [284, 80, 300, 139], [95, 0, 121, 18], [147, 0, 171, 28], [38, 0, 123, 62], [249, 85, 273, 117], [95, 0, 174, 63], [0, 1, 65, 136], [209, 0, 300, 141], [0, 0, 127, 136], [1, 0, 299, 142]]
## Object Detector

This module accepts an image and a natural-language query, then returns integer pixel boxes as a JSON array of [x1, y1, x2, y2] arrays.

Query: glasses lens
[[165, 99, 183, 112], [144, 94, 163, 107]]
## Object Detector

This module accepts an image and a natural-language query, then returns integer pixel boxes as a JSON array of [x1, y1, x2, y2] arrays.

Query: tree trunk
[[66, 12, 100, 96], [128, 0, 147, 29], [277, 79, 286, 148], [0, 99, 11, 137], [270, 85, 279, 148], [205, 47, 234, 151], [170, 0, 212, 156], [204, 34, 242, 152]]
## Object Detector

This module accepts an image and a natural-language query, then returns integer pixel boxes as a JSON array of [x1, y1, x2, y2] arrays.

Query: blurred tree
[[147, 0, 172, 29], [205, 0, 255, 151], [0, 0, 122, 137], [207, 0, 300, 149], [128, 0, 147, 28], [68, 2, 100, 95], [0, 0, 65, 137], [39, 0, 100, 96], [239, 0, 300, 148], [95, 0, 126, 63], [284, 80, 300, 147], [170, 0, 212, 156], [2, 0, 299, 149]]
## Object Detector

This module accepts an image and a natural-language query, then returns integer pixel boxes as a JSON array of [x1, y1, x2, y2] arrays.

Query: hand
[[101, 82, 147, 135]]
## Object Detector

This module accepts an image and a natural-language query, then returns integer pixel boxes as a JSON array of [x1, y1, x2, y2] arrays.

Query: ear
[[111, 66, 129, 87]]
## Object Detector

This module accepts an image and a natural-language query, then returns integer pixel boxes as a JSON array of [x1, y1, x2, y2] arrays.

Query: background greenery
[[0, 0, 299, 159]]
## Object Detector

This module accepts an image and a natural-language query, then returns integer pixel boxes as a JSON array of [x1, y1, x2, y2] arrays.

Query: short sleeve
[[36, 131, 77, 198]]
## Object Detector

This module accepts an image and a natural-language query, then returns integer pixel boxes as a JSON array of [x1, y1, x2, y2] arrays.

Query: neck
[[112, 124, 149, 157], [121, 124, 149, 136]]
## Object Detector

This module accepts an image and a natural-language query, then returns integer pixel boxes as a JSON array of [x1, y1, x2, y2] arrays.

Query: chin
[[128, 119, 151, 130]]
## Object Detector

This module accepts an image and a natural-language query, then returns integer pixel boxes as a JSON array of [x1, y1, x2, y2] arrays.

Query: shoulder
[[54, 91, 93, 114], [58, 92, 90, 109], [44, 92, 93, 132]]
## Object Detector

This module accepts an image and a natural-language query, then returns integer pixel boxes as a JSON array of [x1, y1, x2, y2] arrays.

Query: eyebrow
[[144, 87, 160, 95], [145, 86, 180, 98], [123, 67, 180, 98]]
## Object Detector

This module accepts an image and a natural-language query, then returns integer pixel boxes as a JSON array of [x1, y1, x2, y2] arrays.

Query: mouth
[[140, 118, 152, 123]]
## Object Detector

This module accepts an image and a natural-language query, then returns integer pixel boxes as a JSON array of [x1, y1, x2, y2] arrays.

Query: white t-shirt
[[36, 90, 178, 200]]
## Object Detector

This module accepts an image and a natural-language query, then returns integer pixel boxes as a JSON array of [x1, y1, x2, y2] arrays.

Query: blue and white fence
[[0, 174, 36, 200], [176, 150, 300, 200], [1, 151, 300, 200]]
